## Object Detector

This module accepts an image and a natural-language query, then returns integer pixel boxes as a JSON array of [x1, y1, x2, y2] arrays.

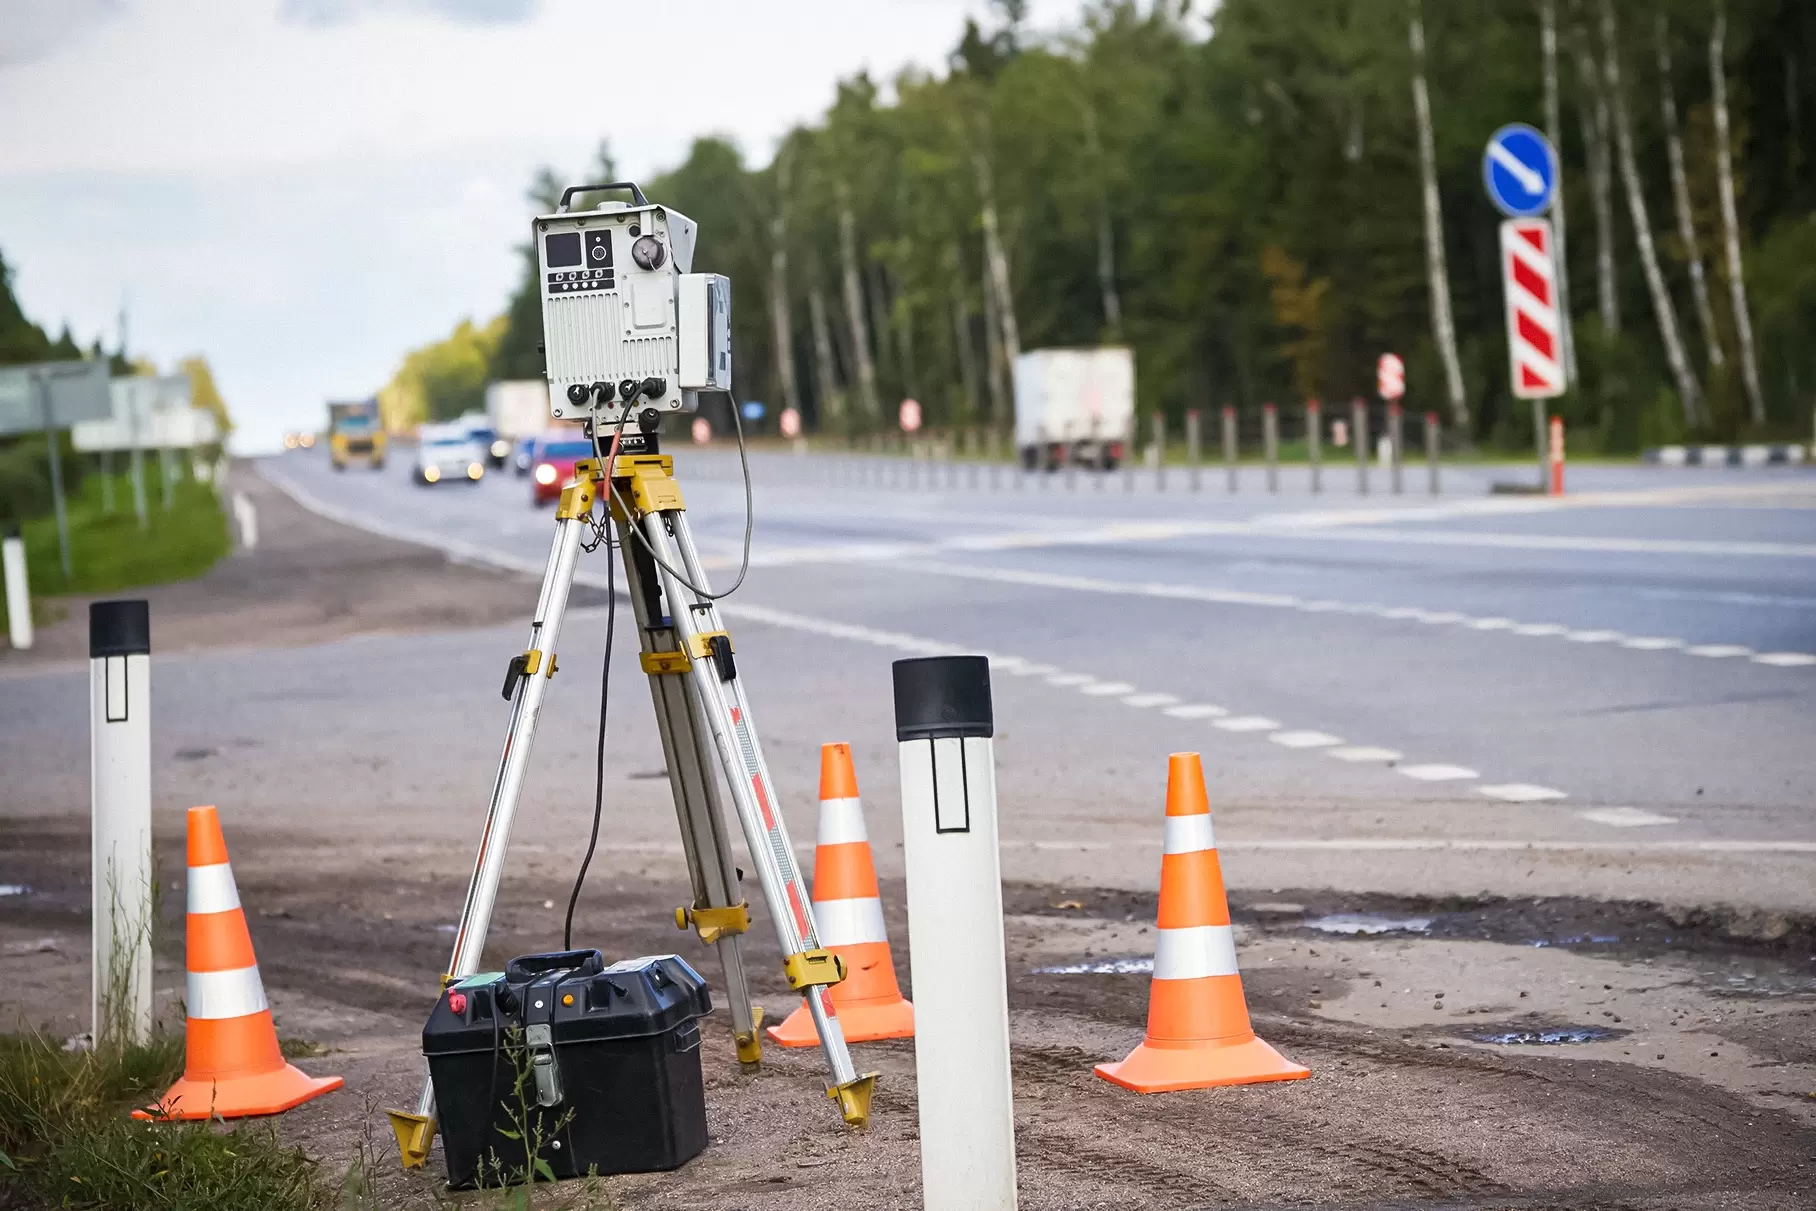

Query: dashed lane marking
[[1163, 703, 1229, 719], [894, 561, 1814, 673], [1477, 784, 1569, 803], [1578, 807, 1679, 827], [1122, 692, 1180, 708], [1213, 716, 1281, 732], [1328, 746, 1403, 763], [1269, 730, 1344, 749], [1400, 764, 1481, 782]]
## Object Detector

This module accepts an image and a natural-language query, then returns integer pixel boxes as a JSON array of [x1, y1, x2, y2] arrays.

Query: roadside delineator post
[[137, 806, 343, 1119], [768, 743, 914, 1047], [1388, 402, 1405, 495], [1095, 753, 1310, 1094], [1221, 406, 1238, 493], [3, 525, 31, 651], [1352, 397, 1370, 496], [1185, 409, 1202, 491], [1549, 415, 1565, 496], [91, 600, 153, 1046], [1306, 400, 1323, 494], [1425, 411, 1441, 496], [1152, 412, 1166, 492], [1262, 403, 1279, 494], [893, 656, 1016, 1211]]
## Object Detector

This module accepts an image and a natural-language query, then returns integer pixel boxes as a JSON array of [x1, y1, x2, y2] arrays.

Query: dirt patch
[[3, 815, 1812, 1210], [0, 462, 595, 668]]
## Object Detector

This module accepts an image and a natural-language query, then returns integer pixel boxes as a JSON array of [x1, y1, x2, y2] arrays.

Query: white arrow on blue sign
[[1482, 123, 1557, 218]]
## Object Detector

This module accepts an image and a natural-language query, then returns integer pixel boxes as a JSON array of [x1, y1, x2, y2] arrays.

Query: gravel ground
[[1, 469, 1811, 1208]]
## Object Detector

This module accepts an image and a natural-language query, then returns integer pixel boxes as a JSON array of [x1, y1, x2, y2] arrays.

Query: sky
[[0, 0, 1087, 452]]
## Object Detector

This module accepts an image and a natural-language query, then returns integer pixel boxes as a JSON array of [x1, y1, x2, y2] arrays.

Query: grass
[[0, 468, 228, 632], [0, 1029, 321, 1210]]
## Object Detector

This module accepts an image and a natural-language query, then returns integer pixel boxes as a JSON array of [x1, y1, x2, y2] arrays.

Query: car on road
[[458, 411, 511, 469], [529, 435, 596, 505], [414, 425, 486, 485]]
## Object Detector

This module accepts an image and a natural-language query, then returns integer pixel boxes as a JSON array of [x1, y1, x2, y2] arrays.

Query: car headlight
[[491, 439, 510, 458], [423, 465, 441, 483], [534, 463, 557, 485], [468, 462, 484, 479]]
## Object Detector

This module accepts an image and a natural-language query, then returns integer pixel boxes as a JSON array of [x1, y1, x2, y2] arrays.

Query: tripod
[[388, 433, 876, 1169]]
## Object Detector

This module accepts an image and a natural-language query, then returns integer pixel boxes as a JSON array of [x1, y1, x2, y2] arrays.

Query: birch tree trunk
[[973, 148, 1022, 369], [809, 283, 844, 432], [1601, 0, 1701, 424], [1541, 0, 1579, 384], [1710, 8, 1766, 425], [1656, 15, 1725, 372], [836, 190, 880, 424], [981, 238, 1008, 425], [767, 158, 801, 420], [947, 241, 981, 421], [1409, 5, 1468, 428], [1572, 30, 1620, 335]]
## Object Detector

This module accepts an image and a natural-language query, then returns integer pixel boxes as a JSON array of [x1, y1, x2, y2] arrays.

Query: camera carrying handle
[[557, 181, 649, 213], [505, 949, 606, 981]]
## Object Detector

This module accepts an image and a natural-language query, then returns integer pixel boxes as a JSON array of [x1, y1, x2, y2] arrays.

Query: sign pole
[[1306, 400, 1322, 494], [36, 372, 73, 581]]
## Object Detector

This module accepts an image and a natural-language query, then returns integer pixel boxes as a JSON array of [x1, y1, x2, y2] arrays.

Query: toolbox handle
[[506, 949, 605, 981]]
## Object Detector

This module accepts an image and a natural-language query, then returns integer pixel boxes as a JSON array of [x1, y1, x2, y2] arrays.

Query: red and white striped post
[[1500, 219, 1566, 491], [1548, 416, 1566, 496]]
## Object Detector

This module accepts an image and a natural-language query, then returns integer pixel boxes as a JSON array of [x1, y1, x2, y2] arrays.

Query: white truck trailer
[[485, 380, 551, 445], [1012, 347, 1134, 470]]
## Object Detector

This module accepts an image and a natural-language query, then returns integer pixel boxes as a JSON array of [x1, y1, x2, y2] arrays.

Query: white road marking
[[1328, 746, 1402, 763], [1213, 716, 1281, 732], [1753, 651, 1816, 667], [1163, 703, 1229, 719], [1477, 784, 1568, 803], [1578, 807, 1678, 827], [1684, 644, 1753, 658], [1080, 681, 1136, 696], [1269, 730, 1343, 749], [1003, 837, 1815, 853], [895, 561, 1806, 675], [1400, 764, 1480, 782], [1122, 692, 1180, 708]]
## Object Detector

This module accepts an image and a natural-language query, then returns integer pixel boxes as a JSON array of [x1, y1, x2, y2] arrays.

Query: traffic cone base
[[138, 1014, 343, 1119], [769, 940, 915, 1045], [1093, 1034, 1309, 1094]]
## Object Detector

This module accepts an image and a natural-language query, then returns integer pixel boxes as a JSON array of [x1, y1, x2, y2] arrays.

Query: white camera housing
[[535, 190, 731, 425]]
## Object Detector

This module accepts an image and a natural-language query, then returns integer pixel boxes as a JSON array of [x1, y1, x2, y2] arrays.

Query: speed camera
[[535, 182, 731, 425]]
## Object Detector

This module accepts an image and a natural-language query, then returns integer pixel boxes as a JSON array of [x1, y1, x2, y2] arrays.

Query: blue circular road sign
[[1482, 123, 1557, 218]]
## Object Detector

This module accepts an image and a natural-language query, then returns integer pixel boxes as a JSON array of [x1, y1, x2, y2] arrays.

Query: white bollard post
[[4, 526, 31, 651], [893, 656, 1017, 1211], [233, 492, 259, 551], [90, 600, 154, 1046]]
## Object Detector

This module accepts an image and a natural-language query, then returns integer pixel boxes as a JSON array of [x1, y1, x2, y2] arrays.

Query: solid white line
[[1477, 783, 1568, 803], [1753, 652, 1816, 667], [1400, 764, 1479, 782]]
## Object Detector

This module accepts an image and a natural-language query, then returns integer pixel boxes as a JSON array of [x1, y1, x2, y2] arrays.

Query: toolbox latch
[[525, 1023, 563, 1108]]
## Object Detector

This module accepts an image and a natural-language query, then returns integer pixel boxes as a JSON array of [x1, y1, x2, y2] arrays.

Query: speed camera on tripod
[[536, 182, 731, 425]]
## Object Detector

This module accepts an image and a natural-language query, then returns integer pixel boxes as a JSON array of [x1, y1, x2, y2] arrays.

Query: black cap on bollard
[[892, 655, 993, 741], [89, 600, 150, 658]]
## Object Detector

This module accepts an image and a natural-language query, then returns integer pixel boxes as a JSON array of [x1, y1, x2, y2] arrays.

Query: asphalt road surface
[[257, 440, 1816, 912]]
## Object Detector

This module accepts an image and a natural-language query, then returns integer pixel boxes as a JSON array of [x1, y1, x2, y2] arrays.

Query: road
[[259, 440, 1816, 911]]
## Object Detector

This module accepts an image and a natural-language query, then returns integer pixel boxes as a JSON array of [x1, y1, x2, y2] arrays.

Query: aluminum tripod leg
[[614, 514, 764, 1066], [388, 494, 591, 1168], [617, 464, 876, 1125]]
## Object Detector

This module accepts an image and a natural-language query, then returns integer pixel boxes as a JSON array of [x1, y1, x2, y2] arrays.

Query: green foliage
[[473, 0, 1813, 447], [0, 434, 86, 529], [378, 315, 507, 430], [0, 1029, 319, 1211]]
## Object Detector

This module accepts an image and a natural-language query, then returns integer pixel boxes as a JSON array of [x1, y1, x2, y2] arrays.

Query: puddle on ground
[[1472, 1026, 1623, 1045], [1528, 934, 1621, 947], [1307, 913, 1433, 935], [1034, 957, 1154, 975], [0, 885, 29, 897]]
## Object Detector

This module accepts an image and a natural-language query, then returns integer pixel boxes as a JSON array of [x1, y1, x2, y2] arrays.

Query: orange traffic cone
[[136, 806, 342, 1120], [1094, 754, 1309, 1093], [768, 744, 914, 1046]]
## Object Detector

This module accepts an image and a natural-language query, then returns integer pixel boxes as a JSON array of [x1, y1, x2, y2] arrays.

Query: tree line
[[395, 0, 1815, 453]]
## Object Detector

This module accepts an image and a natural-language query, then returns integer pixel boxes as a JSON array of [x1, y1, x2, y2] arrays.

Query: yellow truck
[[327, 400, 387, 470]]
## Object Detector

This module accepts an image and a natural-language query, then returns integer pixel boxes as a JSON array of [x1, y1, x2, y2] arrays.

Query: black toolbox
[[423, 949, 711, 1188]]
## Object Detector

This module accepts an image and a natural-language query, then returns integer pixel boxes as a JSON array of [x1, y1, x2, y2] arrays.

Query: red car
[[529, 436, 597, 505]]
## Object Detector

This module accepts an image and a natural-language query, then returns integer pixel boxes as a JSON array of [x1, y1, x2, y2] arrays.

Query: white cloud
[[0, 0, 1083, 452]]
